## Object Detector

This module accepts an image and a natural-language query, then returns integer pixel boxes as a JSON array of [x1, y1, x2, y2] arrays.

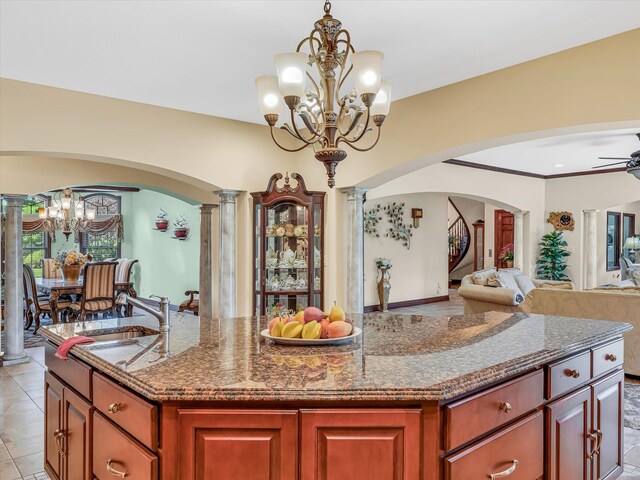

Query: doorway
[[494, 210, 514, 268]]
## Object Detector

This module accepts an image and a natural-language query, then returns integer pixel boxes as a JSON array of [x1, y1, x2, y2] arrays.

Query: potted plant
[[499, 243, 515, 268], [536, 231, 571, 281], [155, 208, 169, 231], [173, 215, 189, 238], [54, 250, 89, 282]]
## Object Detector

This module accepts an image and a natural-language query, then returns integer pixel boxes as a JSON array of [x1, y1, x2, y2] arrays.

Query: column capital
[[199, 203, 218, 213], [1, 194, 28, 207], [340, 186, 369, 200], [214, 190, 243, 203], [583, 209, 599, 215]]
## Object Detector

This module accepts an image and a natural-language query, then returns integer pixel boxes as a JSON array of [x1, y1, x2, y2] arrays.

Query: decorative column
[[513, 210, 527, 272], [2, 194, 29, 365], [198, 204, 216, 319], [584, 210, 598, 289], [214, 190, 241, 319], [341, 187, 368, 314]]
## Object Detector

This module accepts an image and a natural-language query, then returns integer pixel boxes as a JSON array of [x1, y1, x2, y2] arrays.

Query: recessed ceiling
[[1, 1, 639, 125], [457, 128, 640, 176]]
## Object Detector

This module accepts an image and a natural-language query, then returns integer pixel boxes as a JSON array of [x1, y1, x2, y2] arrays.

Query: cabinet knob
[[54, 429, 66, 457], [489, 459, 518, 479], [499, 402, 513, 413], [587, 429, 602, 459], [108, 403, 121, 414], [565, 369, 580, 379], [605, 354, 617, 362], [106, 459, 127, 478]]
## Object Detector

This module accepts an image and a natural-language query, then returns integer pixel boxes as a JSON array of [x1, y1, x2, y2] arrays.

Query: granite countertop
[[39, 311, 632, 402]]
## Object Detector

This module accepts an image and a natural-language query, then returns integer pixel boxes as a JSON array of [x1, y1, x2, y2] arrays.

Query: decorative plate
[[260, 327, 362, 346]]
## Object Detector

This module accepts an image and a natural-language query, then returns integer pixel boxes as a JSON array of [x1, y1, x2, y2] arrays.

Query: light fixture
[[624, 236, 640, 263], [554, 164, 564, 168], [256, 0, 392, 188], [411, 208, 423, 228], [41, 188, 96, 240]]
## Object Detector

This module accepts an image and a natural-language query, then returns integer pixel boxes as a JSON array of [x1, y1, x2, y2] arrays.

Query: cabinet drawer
[[592, 339, 624, 378], [93, 372, 158, 451], [445, 369, 543, 451], [546, 351, 591, 400], [45, 343, 92, 400], [93, 412, 157, 480], [444, 411, 543, 480]]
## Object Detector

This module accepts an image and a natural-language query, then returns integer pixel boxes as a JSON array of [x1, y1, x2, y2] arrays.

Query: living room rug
[[626, 378, 640, 430]]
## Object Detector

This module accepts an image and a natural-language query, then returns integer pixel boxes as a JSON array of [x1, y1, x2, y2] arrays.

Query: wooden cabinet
[[592, 371, 624, 480], [44, 371, 93, 480], [300, 409, 421, 480]]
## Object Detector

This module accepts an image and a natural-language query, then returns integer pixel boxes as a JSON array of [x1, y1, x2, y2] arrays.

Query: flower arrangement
[[155, 208, 169, 231], [156, 208, 168, 221], [173, 214, 189, 238], [376, 257, 392, 269], [54, 250, 89, 269], [499, 243, 514, 262]]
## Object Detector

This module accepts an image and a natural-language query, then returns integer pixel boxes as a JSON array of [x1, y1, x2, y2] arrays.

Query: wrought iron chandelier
[[255, 0, 392, 188], [38, 188, 96, 240]]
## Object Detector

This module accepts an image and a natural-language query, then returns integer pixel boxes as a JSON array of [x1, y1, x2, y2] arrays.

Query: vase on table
[[506, 260, 514, 268], [60, 264, 82, 282], [377, 268, 391, 312]]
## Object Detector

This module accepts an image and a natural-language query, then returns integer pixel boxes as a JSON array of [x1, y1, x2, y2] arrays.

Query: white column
[[584, 209, 598, 289], [341, 187, 368, 314], [214, 190, 241, 318], [198, 204, 216, 319], [2, 194, 29, 365], [513, 210, 527, 272]]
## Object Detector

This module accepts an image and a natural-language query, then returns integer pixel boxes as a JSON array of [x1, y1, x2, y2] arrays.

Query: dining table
[[36, 277, 137, 321]]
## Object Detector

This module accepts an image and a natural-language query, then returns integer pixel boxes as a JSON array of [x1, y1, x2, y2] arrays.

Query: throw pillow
[[499, 268, 523, 276], [515, 275, 536, 297], [473, 267, 497, 286], [493, 271, 525, 303], [633, 269, 640, 287], [537, 281, 574, 290]]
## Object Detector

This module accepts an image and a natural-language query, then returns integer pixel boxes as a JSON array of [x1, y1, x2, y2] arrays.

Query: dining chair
[[108, 258, 139, 317], [69, 261, 118, 321], [23, 264, 71, 332], [178, 290, 199, 315], [42, 258, 63, 279]]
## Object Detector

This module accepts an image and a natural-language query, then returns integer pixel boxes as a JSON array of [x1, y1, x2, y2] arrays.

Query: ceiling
[[1, 1, 639, 125], [456, 128, 640, 176]]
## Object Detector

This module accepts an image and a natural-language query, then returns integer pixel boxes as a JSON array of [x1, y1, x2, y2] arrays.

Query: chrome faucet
[[124, 295, 170, 332]]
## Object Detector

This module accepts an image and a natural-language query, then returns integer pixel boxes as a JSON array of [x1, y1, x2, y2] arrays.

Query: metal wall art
[[364, 204, 382, 238], [547, 211, 575, 231], [384, 202, 413, 249]]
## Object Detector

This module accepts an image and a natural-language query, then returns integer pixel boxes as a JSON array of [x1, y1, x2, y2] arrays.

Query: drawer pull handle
[[108, 403, 121, 414], [106, 459, 127, 478], [605, 354, 617, 362], [499, 402, 513, 413], [489, 459, 518, 479], [587, 429, 603, 459], [565, 369, 580, 379], [54, 429, 66, 457]]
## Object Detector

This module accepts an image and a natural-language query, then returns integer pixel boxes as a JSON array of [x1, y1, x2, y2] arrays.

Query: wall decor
[[384, 202, 413, 249], [364, 204, 382, 238], [155, 208, 169, 231], [547, 211, 575, 231], [411, 208, 423, 228], [173, 214, 189, 239]]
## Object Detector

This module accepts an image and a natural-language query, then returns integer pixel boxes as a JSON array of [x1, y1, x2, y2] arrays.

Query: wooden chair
[[69, 262, 118, 321], [23, 264, 71, 332], [42, 258, 63, 279], [178, 290, 199, 315]]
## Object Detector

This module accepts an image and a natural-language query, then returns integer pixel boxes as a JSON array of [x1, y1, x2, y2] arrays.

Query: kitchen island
[[40, 311, 632, 480]]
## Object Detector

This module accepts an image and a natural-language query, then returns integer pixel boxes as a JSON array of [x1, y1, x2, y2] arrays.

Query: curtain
[[15, 214, 124, 242]]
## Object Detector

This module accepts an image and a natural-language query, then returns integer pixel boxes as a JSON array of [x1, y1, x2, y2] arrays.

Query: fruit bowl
[[260, 327, 362, 346]]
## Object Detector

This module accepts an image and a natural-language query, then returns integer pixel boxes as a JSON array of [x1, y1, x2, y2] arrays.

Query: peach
[[319, 319, 330, 339], [327, 321, 353, 339], [304, 306, 324, 323]]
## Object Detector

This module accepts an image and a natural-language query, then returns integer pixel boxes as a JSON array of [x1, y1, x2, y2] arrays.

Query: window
[[606, 212, 621, 271], [22, 195, 51, 277], [79, 194, 121, 261], [623, 214, 636, 259]]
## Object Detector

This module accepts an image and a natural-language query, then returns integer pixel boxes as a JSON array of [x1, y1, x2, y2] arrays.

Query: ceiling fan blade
[[592, 161, 630, 169], [597, 157, 632, 160]]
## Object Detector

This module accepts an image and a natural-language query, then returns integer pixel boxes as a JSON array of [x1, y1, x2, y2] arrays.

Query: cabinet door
[[63, 387, 93, 480], [300, 409, 421, 480], [45, 371, 64, 480], [592, 370, 624, 480], [176, 409, 298, 480], [546, 386, 592, 480]]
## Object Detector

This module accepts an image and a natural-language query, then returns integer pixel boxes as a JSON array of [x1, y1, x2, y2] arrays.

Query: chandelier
[[38, 188, 96, 240], [255, 0, 392, 188]]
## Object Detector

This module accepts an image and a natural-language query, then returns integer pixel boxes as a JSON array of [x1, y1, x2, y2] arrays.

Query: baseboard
[[364, 294, 450, 313], [137, 297, 182, 313]]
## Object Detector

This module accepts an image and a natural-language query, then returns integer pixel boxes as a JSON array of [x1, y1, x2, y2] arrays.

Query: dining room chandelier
[[255, 0, 392, 188], [38, 188, 96, 240]]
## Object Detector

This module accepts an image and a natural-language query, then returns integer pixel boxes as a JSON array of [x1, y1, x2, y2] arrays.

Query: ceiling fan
[[592, 133, 640, 180]]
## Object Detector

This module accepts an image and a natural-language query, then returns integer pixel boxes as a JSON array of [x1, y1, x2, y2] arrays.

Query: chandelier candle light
[[256, 0, 392, 188], [38, 188, 97, 240]]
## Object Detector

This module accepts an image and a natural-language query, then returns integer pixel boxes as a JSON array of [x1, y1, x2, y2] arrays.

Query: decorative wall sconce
[[411, 208, 423, 228]]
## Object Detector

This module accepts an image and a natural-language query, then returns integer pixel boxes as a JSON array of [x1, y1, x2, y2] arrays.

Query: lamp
[[256, 0, 392, 188], [624, 236, 640, 263], [411, 208, 423, 228], [41, 187, 95, 240]]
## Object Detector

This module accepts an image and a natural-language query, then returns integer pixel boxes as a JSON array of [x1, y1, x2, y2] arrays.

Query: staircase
[[448, 199, 470, 273]]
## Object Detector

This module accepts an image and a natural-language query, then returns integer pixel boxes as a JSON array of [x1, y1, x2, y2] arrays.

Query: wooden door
[[592, 371, 624, 480], [300, 409, 421, 480], [45, 372, 64, 480], [62, 387, 93, 480], [494, 210, 514, 268], [176, 409, 298, 480], [546, 386, 592, 480]]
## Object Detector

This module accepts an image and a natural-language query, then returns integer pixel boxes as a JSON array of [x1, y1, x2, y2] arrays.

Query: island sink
[[78, 326, 159, 342]]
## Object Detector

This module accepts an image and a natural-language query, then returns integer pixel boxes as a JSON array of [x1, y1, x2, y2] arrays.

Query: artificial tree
[[536, 230, 571, 281]]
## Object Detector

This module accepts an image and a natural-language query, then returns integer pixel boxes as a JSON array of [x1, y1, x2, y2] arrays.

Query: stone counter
[[39, 311, 632, 402]]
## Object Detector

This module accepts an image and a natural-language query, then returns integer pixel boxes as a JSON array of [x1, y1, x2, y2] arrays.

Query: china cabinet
[[251, 173, 325, 316]]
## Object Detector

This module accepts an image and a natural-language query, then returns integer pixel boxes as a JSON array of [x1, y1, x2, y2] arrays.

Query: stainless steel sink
[[78, 326, 160, 342]]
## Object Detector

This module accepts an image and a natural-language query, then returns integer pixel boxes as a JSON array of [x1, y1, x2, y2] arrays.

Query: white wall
[[364, 193, 448, 307]]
